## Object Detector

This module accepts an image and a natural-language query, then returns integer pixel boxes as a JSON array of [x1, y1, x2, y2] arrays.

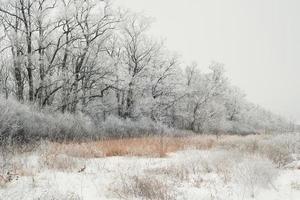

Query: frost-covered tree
[[0, 1, 293, 135]]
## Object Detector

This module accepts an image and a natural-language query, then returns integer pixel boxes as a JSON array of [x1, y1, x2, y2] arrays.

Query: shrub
[[206, 150, 243, 183], [147, 164, 191, 182], [33, 191, 81, 200], [258, 141, 292, 167], [233, 156, 278, 198], [0, 96, 96, 145], [291, 182, 300, 191], [39, 153, 81, 172], [217, 134, 294, 167], [100, 115, 170, 138], [113, 174, 175, 200], [226, 121, 258, 135], [0, 146, 38, 188], [268, 133, 300, 154], [218, 135, 263, 153]]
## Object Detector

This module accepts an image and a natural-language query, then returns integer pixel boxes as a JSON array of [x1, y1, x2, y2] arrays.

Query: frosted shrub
[[269, 133, 300, 154], [233, 156, 278, 198], [101, 115, 168, 138], [258, 141, 292, 167], [40, 153, 80, 172], [101, 115, 125, 137], [218, 135, 262, 153], [193, 150, 244, 184], [0, 96, 95, 145], [227, 121, 257, 135], [207, 150, 243, 182], [113, 174, 175, 200], [147, 162, 191, 182], [50, 112, 95, 141], [0, 97, 26, 145], [34, 190, 81, 200], [218, 134, 294, 167]]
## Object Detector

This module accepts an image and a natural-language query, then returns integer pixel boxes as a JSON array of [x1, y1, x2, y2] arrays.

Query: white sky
[[115, 0, 300, 123]]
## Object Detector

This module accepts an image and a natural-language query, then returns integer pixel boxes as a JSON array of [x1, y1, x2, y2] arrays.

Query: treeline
[[0, 0, 293, 140]]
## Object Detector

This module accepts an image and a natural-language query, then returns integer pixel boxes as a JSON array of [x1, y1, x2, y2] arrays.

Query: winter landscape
[[0, 0, 300, 199]]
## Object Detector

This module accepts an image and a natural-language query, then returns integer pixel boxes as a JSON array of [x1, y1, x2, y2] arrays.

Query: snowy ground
[[1, 135, 300, 200]]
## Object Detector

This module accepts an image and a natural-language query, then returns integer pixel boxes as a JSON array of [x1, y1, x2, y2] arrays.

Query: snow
[[0, 150, 300, 200]]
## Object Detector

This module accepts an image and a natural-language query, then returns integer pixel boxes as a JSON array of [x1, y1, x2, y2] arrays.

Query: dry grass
[[291, 182, 300, 190], [0, 155, 36, 188], [218, 134, 294, 167], [40, 153, 81, 172], [46, 135, 218, 158], [44, 134, 291, 163], [217, 134, 270, 152], [112, 174, 175, 200], [46, 142, 104, 158], [147, 164, 191, 182]]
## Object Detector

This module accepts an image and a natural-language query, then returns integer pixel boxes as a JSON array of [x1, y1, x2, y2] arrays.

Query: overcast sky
[[115, 0, 300, 123]]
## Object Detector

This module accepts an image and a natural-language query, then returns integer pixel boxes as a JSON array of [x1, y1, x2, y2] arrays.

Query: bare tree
[[120, 14, 160, 118], [0, 2, 25, 101]]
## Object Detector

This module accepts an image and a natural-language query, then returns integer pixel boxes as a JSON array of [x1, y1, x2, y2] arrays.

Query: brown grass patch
[[46, 135, 218, 158], [100, 135, 217, 157], [45, 134, 272, 159], [46, 142, 104, 158]]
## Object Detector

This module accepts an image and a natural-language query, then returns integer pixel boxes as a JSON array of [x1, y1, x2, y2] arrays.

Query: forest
[[0, 0, 294, 144]]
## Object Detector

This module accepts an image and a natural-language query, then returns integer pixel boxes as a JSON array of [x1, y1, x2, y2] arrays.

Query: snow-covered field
[[1, 134, 300, 200]]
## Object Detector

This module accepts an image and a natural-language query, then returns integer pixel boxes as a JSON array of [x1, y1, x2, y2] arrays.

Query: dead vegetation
[[39, 153, 81, 172], [45, 135, 217, 158], [45, 142, 104, 159], [0, 133, 299, 199], [42, 133, 299, 167], [0, 133, 298, 190], [112, 174, 175, 200]]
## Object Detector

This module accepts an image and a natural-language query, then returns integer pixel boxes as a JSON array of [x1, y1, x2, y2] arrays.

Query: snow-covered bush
[[33, 190, 81, 200], [258, 141, 292, 167], [148, 150, 243, 184], [100, 115, 170, 138], [233, 156, 278, 198], [268, 133, 300, 154], [218, 135, 262, 153], [225, 121, 257, 135], [39, 153, 81, 172], [205, 150, 243, 182], [0, 96, 96, 145], [147, 162, 192, 182], [113, 174, 176, 200], [218, 134, 294, 167]]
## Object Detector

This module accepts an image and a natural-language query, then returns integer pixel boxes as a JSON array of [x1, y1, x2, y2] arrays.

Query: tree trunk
[[125, 81, 134, 118], [24, 0, 34, 101], [190, 104, 199, 131], [11, 14, 24, 101], [13, 51, 24, 101], [61, 29, 70, 113], [37, 12, 45, 106]]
